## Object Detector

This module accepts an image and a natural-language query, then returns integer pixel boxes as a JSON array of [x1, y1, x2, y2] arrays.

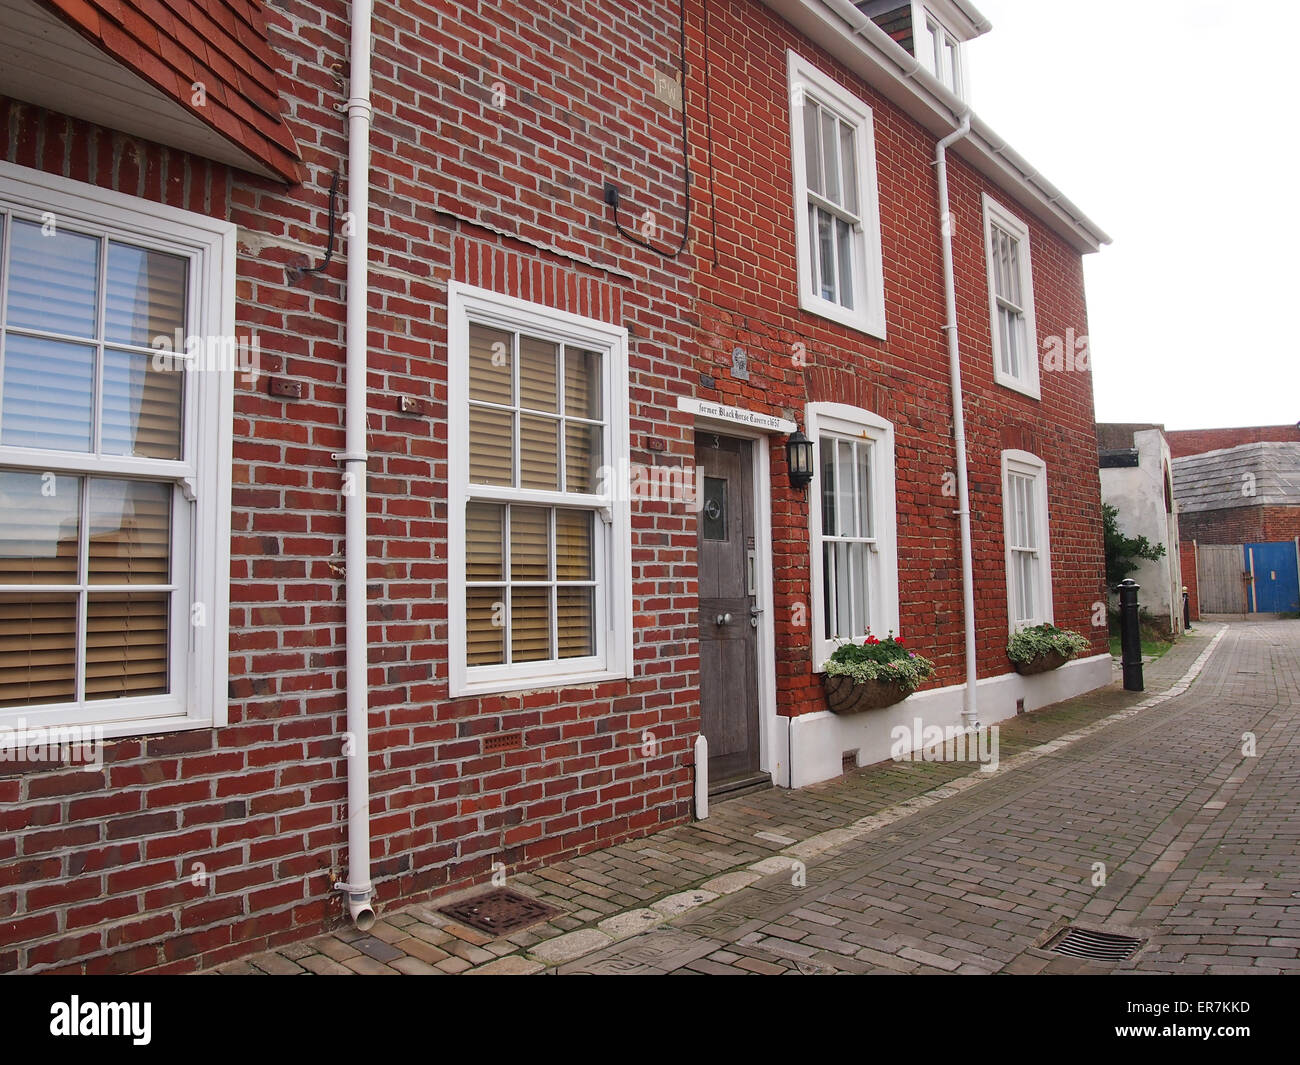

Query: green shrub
[[823, 634, 936, 693], [1006, 623, 1090, 664]]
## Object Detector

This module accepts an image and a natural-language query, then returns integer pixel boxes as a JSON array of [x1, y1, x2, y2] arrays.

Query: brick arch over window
[[1000, 423, 1041, 456], [807, 367, 892, 423]]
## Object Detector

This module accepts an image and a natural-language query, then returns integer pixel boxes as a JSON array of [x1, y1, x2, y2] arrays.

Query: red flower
[[895, 637, 906, 646], [864, 635, 880, 645]]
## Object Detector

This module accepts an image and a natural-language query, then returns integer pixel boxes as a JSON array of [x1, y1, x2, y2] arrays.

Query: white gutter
[[934, 111, 979, 729], [334, 0, 376, 932], [774, 0, 1110, 252]]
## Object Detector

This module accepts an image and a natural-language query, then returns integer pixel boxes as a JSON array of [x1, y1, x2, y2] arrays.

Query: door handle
[[750, 605, 762, 629], [715, 612, 732, 626]]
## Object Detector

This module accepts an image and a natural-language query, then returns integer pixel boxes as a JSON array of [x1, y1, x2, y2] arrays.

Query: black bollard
[[1182, 587, 1191, 630], [1117, 578, 1143, 692]]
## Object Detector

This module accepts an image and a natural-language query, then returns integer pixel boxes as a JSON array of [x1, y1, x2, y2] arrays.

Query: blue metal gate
[[1245, 542, 1300, 613]]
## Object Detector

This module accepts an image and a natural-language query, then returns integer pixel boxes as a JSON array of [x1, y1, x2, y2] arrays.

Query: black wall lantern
[[786, 427, 814, 491]]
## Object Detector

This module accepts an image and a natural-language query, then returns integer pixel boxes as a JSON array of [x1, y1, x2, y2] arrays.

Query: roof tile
[[40, 0, 302, 181]]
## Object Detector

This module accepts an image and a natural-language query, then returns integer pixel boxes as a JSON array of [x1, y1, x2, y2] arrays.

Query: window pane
[[509, 505, 550, 582], [819, 437, 836, 535], [702, 476, 727, 541], [519, 336, 558, 413], [0, 593, 77, 707], [850, 539, 870, 635], [816, 209, 835, 302], [840, 123, 858, 215], [468, 406, 514, 486], [468, 323, 513, 406], [466, 586, 505, 665], [88, 479, 171, 585], [510, 587, 551, 662], [836, 217, 854, 310], [831, 539, 854, 637], [555, 509, 593, 581], [821, 109, 840, 206], [835, 440, 855, 536], [466, 503, 504, 582], [1, 335, 94, 451], [803, 98, 822, 196], [557, 587, 593, 659], [856, 443, 872, 538], [85, 593, 169, 700], [0, 471, 79, 584], [6, 220, 99, 337], [102, 348, 183, 459], [104, 242, 188, 347], [564, 348, 602, 420], [564, 421, 602, 494], [519, 413, 559, 490]]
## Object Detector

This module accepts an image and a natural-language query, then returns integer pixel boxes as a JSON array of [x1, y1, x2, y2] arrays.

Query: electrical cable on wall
[[602, 0, 691, 258]]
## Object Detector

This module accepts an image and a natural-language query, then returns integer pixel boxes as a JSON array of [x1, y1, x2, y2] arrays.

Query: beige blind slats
[[519, 337, 558, 413], [509, 506, 549, 582], [519, 413, 559, 491], [564, 422, 600, 495], [465, 586, 505, 666], [87, 479, 170, 585], [0, 335, 94, 451], [102, 350, 183, 460], [103, 242, 188, 347], [85, 594, 168, 699], [510, 587, 551, 662], [5, 220, 99, 338], [557, 588, 593, 659], [469, 407, 513, 486], [468, 323, 513, 406], [0, 471, 79, 584], [466, 503, 504, 581], [0, 595, 76, 707], [555, 509, 592, 581], [564, 348, 601, 419]]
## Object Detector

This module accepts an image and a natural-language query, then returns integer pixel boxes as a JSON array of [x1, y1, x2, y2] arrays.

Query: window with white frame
[[1001, 450, 1053, 631], [983, 195, 1040, 398], [787, 52, 886, 338], [447, 283, 631, 698], [915, 6, 965, 97], [0, 161, 233, 737], [807, 403, 898, 667]]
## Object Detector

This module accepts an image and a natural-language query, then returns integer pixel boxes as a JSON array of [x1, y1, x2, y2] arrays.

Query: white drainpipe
[[335, 0, 376, 931], [935, 112, 979, 730]]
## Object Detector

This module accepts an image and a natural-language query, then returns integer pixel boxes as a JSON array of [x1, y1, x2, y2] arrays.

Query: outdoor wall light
[[786, 427, 814, 491]]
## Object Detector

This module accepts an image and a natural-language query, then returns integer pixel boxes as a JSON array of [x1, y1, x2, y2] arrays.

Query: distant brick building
[[1, 0, 1110, 972]]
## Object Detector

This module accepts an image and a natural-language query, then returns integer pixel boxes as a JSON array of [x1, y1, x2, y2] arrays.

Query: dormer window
[[916, 7, 964, 96]]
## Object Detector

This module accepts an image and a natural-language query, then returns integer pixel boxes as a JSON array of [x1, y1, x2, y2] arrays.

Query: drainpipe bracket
[[332, 451, 369, 463]]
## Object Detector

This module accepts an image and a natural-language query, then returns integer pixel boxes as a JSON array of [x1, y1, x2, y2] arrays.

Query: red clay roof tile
[[38, 0, 302, 182]]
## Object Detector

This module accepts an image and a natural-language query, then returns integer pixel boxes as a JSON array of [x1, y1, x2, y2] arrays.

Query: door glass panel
[[702, 476, 727, 541]]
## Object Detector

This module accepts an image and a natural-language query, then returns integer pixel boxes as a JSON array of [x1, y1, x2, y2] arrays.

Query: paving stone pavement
[[215, 621, 1300, 975]]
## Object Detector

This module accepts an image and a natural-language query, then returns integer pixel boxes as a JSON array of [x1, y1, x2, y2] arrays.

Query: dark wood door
[[696, 432, 760, 784]]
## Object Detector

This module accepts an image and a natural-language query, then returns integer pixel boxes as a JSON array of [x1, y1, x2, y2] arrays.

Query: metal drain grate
[[439, 887, 564, 937], [1047, 926, 1144, 962]]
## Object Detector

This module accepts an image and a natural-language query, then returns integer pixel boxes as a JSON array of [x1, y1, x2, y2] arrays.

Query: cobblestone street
[[222, 620, 1300, 975]]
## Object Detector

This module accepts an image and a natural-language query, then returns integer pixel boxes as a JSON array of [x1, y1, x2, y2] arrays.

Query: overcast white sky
[[966, 0, 1298, 431]]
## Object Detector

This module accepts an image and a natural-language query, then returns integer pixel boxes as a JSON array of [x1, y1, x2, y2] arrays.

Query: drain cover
[[438, 887, 564, 936], [1047, 926, 1144, 962]]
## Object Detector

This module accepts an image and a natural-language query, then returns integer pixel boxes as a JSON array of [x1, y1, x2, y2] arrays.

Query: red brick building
[[0, 0, 1110, 973]]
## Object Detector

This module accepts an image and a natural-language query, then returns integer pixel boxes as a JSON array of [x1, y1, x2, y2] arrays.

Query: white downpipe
[[694, 735, 709, 819], [935, 112, 979, 730], [337, 0, 375, 931]]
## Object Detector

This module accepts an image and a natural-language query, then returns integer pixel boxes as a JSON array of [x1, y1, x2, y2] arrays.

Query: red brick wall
[[1178, 505, 1300, 546], [687, 0, 1107, 720], [0, 0, 1107, 974], [1166, 425, 1300, 458], [2, 0, 698, 974], [1180, 541, 1199, 620]]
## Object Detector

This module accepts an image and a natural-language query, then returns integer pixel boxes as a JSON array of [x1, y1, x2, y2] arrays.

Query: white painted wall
[[1100, 429, 1183, 632], [786, 653, 1113, 787]]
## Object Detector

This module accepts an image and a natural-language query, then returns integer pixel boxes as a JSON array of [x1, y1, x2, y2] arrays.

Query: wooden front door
[[695, 432, 761, 785]]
